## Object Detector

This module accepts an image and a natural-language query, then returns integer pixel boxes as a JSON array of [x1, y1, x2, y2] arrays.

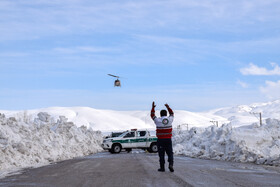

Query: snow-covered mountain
[[0, 107, 227, 132], [209, 99, 280, 127], [1, 99, 280, 131]]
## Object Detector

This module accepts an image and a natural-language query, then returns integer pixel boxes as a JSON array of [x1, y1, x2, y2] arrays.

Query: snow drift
[[0, 112, 103, 176], [173, 118, 280, 166]]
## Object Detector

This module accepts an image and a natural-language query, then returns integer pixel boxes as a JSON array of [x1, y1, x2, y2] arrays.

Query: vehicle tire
[[149, 143, 158, 153], [112, 144, 122, 154], [109, 149, 113, 154], [125, 148, 132, 153]]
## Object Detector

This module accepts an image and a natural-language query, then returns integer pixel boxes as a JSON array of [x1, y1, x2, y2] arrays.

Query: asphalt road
[[1, 150, 280, 187]]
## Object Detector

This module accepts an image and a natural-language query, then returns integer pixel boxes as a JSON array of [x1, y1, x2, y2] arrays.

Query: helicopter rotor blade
[[108, 74, 120, 78]]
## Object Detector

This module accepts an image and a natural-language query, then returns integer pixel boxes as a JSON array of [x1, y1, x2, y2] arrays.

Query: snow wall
[[173, 118, 280, 166], [0, 112, 103, 176]]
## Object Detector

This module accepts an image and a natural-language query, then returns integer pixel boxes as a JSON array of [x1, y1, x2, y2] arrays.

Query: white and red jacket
[[151, 107, 174, 139]]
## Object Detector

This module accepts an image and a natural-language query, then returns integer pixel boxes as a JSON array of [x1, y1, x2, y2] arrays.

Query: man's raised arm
[[151, 101, 156, 120], [165, 104, 174, 116]]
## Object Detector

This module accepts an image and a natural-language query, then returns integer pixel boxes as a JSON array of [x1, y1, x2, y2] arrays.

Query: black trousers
[[157, 138, 174, 166]]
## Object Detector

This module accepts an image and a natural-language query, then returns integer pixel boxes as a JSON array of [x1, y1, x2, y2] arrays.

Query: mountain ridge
[[1, 100, 280, 131]]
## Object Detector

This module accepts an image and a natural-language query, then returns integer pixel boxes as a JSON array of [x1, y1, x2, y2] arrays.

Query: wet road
[[1, 150, 280, 187]]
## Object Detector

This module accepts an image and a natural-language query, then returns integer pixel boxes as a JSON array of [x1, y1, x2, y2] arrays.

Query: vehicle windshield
[[119, 132, 128, 137], [119, 131, 135, 138], [111, 132, 123, 137]]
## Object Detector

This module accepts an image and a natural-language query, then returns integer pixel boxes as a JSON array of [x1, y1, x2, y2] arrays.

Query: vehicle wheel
[[112, 144, 122, 154], [109, 149, 113, 153], [125, 148, 132, 153], [150, 143, 158, 153]]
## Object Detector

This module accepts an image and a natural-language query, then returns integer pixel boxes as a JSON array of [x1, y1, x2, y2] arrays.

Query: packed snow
[[0, 112, 103, 178], [1, 100, 280, 177], [173, 118, 280, 166]]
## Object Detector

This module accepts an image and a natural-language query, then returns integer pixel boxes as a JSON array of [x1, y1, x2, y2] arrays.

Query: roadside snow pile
[[173, 118, 280, 166], [0, 112, 103, 173]]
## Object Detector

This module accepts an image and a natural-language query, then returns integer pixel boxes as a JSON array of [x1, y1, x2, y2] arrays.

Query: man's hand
[[152, 102, 156, 108], [151, 102, 156, 119], [165, 103, 174, 116]]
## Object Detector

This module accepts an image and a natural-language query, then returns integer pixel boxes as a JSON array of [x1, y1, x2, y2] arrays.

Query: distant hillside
[[1, 100, 280, 131], [0, 107, 225, 131], [209, 99, 280, 127]]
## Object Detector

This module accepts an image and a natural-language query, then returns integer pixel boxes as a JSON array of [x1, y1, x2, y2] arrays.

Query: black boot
[[158, 164, 165, 172], [168, 165, 174, 172]]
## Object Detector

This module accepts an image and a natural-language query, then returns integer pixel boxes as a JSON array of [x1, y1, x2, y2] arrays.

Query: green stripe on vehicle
[[112, 137, 157, 143]]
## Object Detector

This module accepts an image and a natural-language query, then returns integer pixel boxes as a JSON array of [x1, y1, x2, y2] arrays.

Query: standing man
[[151, 102, 174, 172]]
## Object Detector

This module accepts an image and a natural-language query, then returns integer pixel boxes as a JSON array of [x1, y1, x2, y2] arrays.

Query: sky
[[1, 0, 280, 111]]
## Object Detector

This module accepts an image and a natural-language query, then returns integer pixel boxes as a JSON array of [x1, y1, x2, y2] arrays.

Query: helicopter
[[108, 74, 121, 87]]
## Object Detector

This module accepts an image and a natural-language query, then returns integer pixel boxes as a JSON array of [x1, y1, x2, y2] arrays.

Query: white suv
[[102, 129, 158, 154]]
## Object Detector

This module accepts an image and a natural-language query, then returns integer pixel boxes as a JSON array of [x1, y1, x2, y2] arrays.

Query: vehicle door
[[122, 131, 136, 148], [136, 131, 148, 148]]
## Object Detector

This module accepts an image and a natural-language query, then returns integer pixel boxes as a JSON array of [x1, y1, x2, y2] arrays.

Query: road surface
[[1, 150, 280, 187]]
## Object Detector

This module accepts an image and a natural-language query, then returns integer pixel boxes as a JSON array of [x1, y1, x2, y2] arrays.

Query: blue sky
[[1, 0, 280, 111]]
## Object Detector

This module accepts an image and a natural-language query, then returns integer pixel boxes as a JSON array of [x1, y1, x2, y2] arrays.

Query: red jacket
[[151, 106, 174, 139]]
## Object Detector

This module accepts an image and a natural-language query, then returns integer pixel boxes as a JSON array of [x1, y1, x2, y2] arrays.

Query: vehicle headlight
[[103, 139, 112, 143]]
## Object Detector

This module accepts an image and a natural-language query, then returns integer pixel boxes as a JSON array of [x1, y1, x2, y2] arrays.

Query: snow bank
[[173, 118, 280, 166], [0, 112, 103, 176]]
